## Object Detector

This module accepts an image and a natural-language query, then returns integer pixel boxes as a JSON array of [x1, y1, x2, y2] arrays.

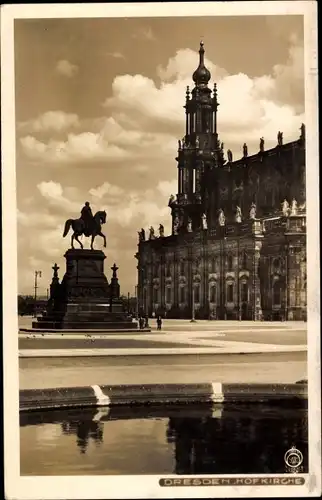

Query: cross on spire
[[52, 263, 59, 277], [111, 263, 118, 278]]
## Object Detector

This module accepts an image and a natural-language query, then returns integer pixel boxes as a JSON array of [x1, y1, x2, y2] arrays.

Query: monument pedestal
[[33, 249, 138, 331]]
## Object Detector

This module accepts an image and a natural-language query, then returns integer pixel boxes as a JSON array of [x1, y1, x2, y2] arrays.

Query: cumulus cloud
[[56, 59, 78, 77], [107, 51, 125, 59], [18, 111, 80, 134], [20, 132, 131, 163], [157, 48, 228, 82], [132, 27, 155, 41]]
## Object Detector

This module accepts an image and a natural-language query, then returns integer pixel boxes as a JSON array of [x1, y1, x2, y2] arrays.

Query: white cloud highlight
[[56, 59, 78, 77]]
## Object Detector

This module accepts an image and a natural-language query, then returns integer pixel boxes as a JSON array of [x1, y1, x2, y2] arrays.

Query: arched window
[[210, 285, 217, 303], [227, 254, 233, 271], [242, 251, 247, 270], [194, 285, 200, 303], [166, 287, 171, 304], [166, 263, 171, 277], [210, 257, 217, 273], [180, 261, 185, 275], [227, 283, 234, 302], [273, 281, 281, 305], [241, 282, 248, 302], [179, 287, 185, 303], [273, 258, 281, 271], [153, 287, 158, 304]]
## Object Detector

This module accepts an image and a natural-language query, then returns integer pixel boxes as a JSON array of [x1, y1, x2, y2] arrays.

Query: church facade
[[136, 42, 306, 321]]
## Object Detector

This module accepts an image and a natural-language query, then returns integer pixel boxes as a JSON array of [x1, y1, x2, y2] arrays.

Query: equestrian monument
[[31, 202, 138, 332]]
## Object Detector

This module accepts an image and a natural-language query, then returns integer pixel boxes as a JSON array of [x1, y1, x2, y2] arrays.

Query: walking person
[[139, 316, 145, 330], [156, 315, 162, 331]]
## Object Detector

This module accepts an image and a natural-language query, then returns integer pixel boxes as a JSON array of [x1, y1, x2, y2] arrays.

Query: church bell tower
[[169, 41, 225, 233]]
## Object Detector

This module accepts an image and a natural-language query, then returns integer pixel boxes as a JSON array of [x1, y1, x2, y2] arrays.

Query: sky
[[14, 15, 305, 296]]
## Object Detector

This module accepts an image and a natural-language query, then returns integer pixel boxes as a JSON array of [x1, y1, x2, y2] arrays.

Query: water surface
[[20, 404, 308, 475]]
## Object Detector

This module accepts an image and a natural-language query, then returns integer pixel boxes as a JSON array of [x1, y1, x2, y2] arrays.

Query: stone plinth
[[33, 249, 137, 331]]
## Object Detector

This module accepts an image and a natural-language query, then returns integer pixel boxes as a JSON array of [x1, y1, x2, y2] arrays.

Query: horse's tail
[[63, 219, 73, 237]]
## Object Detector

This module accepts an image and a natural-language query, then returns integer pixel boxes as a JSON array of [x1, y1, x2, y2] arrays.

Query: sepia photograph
[[1, 2, 320, 499]]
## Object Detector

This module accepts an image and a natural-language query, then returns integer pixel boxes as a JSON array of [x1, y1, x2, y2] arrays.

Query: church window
[[166, 287, 171, 304], [179, 287, 185, 303], [166, 263, 171, 277], [210, 285, 217, 303], [242, 252, 247, 270], [227, 283, 234, 302], [180, 261, 185, 275], [210, 257, 217, 273], [272, 258, 281, 271], [273, 281, 281, 305], [194, 285, 200, 303], [227, 255, 233, 271], [241, 282, 248, 302], [153, 287, 158, 304]]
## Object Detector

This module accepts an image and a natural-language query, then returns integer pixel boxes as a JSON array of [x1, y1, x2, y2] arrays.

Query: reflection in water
[[61, 420, 104, 454], [20, 404, 308, 475], [167, 411, 308, 474]]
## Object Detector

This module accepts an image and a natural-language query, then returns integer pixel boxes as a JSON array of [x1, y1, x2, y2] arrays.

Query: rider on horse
[[80, 202, 93, 236]]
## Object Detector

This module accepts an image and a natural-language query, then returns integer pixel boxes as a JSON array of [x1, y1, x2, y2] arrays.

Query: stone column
[[252, 240, 263, 321], [287, 244, 303, 320]]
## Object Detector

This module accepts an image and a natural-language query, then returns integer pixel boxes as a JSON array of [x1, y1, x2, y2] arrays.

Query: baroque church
[[136, 42, 306, 321]]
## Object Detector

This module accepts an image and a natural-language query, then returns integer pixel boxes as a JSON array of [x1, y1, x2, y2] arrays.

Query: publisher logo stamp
[[284, 447, 303, 473]]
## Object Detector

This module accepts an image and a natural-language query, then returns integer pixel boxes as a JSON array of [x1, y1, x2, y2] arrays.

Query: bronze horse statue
[[63, 210, 107, 250]]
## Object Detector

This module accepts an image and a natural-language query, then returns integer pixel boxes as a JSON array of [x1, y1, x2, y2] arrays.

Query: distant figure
[[300, 123, 305, 141], [178, 139, 182, 150], [235, 206, 242, 223], [202, 213, 208, 230], [259, 137, 265, 152], [277, 131, 283, 146], [195, 136, 200, 148], [157, 315, 162, 331], [144, 315, 149, 328], [139, 316, 145, 330], [291, 198, 298, 216], [187, 218, 193, 232], [249, 202, 257, 219], [218, 209, 225, 226], [227, 149, 233, 163], [149, 226, 155, 240], [243, 143, 248, 157], [282, 199, 290, 216], [159, 224, 164, 237]]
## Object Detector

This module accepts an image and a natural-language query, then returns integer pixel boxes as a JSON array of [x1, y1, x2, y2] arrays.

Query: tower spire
[[192, 40, 211, 86]]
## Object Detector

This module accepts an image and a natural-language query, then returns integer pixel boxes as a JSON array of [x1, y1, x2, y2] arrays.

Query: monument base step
[[31, 320, 138, 330], [20, 327, 151, 334]]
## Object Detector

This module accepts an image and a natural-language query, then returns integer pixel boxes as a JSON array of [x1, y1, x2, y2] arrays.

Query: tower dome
[[192, 41, 211, 86]]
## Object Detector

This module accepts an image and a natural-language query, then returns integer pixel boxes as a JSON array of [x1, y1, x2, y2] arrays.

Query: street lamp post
[[191, 284, 196, 322], [33, 270, 42, 318], [135, 285, 139, 319]]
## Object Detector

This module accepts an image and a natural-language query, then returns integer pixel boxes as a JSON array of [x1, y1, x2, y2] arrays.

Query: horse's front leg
[[97, 231, 106, 248], [71, 233, 75, 249], [75, 234, 83, 249], [90, 234, 95, 250]]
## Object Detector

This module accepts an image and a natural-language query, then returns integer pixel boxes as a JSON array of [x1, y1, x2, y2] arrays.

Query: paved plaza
[[19, 316, 307, 390]]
